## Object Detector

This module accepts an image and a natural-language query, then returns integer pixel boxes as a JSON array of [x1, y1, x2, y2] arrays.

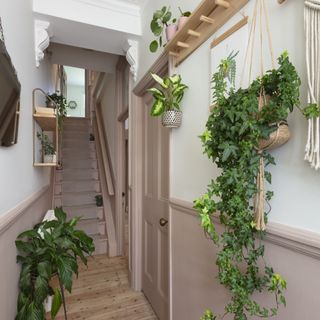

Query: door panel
[[142, 94, 169, 320]]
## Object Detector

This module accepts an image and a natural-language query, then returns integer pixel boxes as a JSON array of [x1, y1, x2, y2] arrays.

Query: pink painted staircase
[[54, 117, 108, 255]]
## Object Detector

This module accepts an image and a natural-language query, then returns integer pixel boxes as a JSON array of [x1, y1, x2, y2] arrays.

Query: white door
[[142, 93, 170, 320]]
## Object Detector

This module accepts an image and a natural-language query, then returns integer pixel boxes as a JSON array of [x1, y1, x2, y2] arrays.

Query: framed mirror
[[0, 18, 21, 147]]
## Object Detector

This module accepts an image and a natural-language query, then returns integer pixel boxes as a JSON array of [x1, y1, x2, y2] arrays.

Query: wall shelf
[[32, 88, 59, 167], [165, 0, 249, 66]]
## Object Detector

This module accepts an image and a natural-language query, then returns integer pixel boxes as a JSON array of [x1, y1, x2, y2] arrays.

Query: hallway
[[54, 255, 157, 320]]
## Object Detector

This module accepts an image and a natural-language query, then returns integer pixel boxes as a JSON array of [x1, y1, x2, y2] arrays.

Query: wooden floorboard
[[50, 255, 158, 320]]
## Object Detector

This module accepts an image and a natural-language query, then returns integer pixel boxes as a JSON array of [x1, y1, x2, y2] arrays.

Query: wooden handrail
[[95, 106, 115, 196]]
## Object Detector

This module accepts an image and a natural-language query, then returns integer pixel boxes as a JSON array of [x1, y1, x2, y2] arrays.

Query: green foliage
[[194, 52, 300, 319], [148, 73, 188, 116], [149, 6, 176, 53], [47, 92, 68, 130], [16, 208, 95, 320], [178, 7, 191, 17], [201, 310, 217, 320], [37, 132, 55, 156], [95, 195, 103, 207], [302, 103, 320, 119]]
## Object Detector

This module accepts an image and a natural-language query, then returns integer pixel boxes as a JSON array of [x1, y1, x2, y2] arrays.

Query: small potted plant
[[149, 6, 177, 53], [15, 208, 95, 320], [95, 195, 103, 207], [37, 132, 56, 163], [178, 7, 191, 30], [47, 92, 68, 130], [148, 73, 188, 128]]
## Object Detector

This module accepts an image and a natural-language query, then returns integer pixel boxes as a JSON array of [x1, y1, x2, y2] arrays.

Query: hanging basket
[[162, 110, 182, 128], [259, 121, 291, 151]]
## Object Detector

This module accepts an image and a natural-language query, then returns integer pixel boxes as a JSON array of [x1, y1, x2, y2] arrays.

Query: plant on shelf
[[301, 103, 320, 119], [149, 6, 177, 53], [16, 208, 95, 320], [37, 132, 56, 163], [194, 51, 300, 320], [178, 7, 191, 30], [95, 195, 103, 207], [47, 92, 68, 130], [148, 73, 188, 128]]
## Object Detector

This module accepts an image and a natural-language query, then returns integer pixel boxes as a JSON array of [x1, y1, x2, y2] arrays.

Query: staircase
[[54, 117, 108, 255]]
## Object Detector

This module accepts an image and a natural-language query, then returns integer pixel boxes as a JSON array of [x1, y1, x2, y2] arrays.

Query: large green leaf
[[27, 302, 44, 320], [147, 88, 165, 100], [54, 207, 67, 222], [51, 289, 62, 319], [153, 10, 164, 19], [17, 229, 39, 240], [149, 41, 158, 53], [150, 20, 162, 36], [37, 261, 52, 280], [34, 275, 49, 304], [151, 100, 165, 116], [151, 73, 168, 88]]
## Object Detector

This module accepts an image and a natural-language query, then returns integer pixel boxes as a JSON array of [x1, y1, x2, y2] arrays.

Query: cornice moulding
[[74, 0, 141, 17]]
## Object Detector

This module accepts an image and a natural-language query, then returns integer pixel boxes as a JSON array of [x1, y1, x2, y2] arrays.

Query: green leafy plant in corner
[[149, 6, 176, 53], [148, 73, 188, 116], [95, 195, 103, 207], [16, 208, 95, 320], [301, 103, 320, 119], [37, 132, 55, 156], [194, 51, 301, 320], [47, 92, 68, 130]]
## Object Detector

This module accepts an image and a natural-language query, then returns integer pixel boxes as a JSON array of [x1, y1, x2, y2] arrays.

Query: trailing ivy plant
[[47, 92, 68, 130], [194, 51, 301, 320]]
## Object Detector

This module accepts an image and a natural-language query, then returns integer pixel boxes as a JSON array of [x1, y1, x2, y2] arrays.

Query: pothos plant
[[194, 51, 301, 320], [47, 92, 68, 130], [15, 208, 95, 320], [149, 6, 176, 53]]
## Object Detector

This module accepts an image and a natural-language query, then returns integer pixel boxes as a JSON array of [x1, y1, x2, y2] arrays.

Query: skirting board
[[0, 185, 50, 235], [170, 197, 320, 260]]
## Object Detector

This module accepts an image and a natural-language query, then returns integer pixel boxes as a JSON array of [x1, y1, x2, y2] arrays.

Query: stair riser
[[63, 125, 91, 132], [56, 170, 99, 181], [63, 132, 91, 140], [77, 221, 106, 235], [93, 238, 108, 255], [55, 181, 100, 194], [62, 143, 95, 153], [61, 193, 97, 206], [62, 140, 93, 148], [62, 150, 96, 160], [64, 206, 104, 220], [62, 159, 97, 170]]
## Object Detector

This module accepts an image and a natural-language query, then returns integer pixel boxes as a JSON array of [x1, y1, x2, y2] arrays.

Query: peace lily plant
[[148, 73, 188, 128], [15, 208, 94, 320], [194, 51, 301, 320]]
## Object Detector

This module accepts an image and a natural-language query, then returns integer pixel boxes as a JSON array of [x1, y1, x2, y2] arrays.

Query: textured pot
[[162, 110, 182, 128], [46, 100, 56, 109], [178, 16, 189, 30], [44, 155, 54, 163], [166, 24, 178, 42]]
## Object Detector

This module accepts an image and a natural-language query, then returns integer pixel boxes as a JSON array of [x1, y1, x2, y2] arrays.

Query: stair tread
[[61, 190, 100, 196], [78, 217, 104, 224], [91, 233, 108, 241], [56, 178, 100, 184], [63, 203, 103, 209]]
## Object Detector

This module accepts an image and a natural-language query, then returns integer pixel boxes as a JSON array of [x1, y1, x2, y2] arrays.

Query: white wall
[[100, 73, 117, 172], [139, 0, 320, 232], [0, 0, 53, 215]]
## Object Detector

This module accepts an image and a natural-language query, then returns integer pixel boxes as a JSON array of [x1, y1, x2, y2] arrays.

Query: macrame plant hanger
[[241, 0, 275, 231], [304, 0, 320, 170]]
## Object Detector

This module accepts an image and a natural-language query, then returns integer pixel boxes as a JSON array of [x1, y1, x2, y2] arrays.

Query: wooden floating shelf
[[165, 0, 249, 66], [33, 163, 57, 167], [33, 113, 56, 131]]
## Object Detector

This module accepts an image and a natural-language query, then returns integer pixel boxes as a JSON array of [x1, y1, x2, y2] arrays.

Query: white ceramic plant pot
[[178, 16, 189, 30], [166, 24, 178, 42], [44, 155, 54, 163], [162, 110, 182, 128]]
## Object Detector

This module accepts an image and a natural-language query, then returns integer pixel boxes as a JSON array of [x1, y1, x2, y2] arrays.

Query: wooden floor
[[53, 255, 158, 320]]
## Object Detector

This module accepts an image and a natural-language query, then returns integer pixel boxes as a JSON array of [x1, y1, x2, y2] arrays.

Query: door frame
[[129, 52, 170, 292]]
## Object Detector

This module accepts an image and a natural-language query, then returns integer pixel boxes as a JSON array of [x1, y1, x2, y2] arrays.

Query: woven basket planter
[[162, 110, 182, 128], [259, 121, 291, 151]]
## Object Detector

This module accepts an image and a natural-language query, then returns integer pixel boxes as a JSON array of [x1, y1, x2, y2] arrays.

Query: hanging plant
[[194, 51, 301, 320]]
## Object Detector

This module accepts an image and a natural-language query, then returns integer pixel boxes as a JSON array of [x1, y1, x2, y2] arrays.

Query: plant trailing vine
[[194, 51, 301, 320]]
